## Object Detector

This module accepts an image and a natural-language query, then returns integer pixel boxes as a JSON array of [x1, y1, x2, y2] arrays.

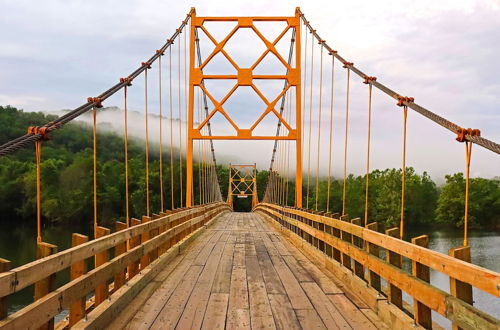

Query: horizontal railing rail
[[0, 202, 231, 329], [256, 203, 500, 330]]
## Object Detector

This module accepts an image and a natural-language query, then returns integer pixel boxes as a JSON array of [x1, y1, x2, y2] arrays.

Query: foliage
[[0, 105, 498, 230]]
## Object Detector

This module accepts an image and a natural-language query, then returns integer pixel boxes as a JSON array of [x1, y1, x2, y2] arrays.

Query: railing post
[[34, 242, 58, 330], [0, 258, 11, 320], [114, 221, 127, 290], [350, 218, 364, 279], [385, 227, 403, 309], [366, 222, 381, 292], [411, 235, 432, 329], [317, 211, 325, 253], [128, 218, 142, 280], [140, 216, 151, 270], [449, 246, 473, 330], [340, 215, 352, 270], [329, 213, 342, 262], [69, 234, 88, 327], [95, 226, 111, 306], [324, 213, 333, 258]]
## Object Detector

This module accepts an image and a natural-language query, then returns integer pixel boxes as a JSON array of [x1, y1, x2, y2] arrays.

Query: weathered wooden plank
[[282, 255, 314, 283], [212, 240, 235, 294], [268, 253, 313, 310], [267, 294, 301, 330], [294, 309, 327, 330], [227, 265, 250, 330], [201, 293, 229, 330], [150, 265, 204, 329], [301, 281, 351, 329], [328, 294, 377, 329], [246, 254, 276, 329], [176, 240, 226, 329]]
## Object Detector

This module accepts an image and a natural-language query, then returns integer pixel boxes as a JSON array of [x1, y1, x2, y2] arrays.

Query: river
[[0, 221, 498, 327]]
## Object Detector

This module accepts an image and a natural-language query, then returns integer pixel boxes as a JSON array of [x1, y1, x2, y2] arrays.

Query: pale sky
[[1, 0, 499, 181]]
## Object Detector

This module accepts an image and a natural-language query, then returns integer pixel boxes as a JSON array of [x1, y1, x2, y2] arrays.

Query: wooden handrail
[[0, 203, 229, 329], [258, 203, 500, 297], [0, 203, 227, 298], [256, 204, 500, 330]]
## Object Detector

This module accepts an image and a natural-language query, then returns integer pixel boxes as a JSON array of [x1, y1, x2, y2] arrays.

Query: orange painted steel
[[186, 9, 302, 207], [228, 164, 258, 209]]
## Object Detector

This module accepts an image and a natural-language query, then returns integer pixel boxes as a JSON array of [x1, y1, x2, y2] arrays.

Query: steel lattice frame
[[228, 164, 258, 209], [186, 9, 302, 207]]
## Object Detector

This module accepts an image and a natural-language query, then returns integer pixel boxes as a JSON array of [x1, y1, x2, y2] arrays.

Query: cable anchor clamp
[[343, 62, 353, 68], [87, 97, 103, 108], [27, 126, 49, 140], [396, 95, 414, 107], [363, 76, 377, 84], [456, 128, 481, 143], [120, 77, 133, 86]]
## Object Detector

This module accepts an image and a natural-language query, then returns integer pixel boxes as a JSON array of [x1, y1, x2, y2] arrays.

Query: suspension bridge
[[0, 7, 499, 330]]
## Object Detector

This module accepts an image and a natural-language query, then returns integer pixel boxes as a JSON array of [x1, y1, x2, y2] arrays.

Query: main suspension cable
[[0, 10, 194, 157], [297, 9, 499, 155]]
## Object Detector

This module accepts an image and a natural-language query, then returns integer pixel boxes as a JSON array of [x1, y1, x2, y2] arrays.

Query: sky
[[1, 0, 499, 181]]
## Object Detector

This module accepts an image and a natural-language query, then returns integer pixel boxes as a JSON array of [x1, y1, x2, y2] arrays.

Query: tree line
[[0, 106, 498, 231]]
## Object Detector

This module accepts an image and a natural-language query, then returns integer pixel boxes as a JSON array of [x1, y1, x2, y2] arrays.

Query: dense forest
[[1, 106, 499, 231]]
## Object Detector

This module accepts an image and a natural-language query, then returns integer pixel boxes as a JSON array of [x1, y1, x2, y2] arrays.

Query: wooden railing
[[0, 202, 231, 329], [255, 203, 500, 330]]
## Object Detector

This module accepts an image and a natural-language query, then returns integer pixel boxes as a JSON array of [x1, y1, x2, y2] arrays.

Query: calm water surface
[[0, 222, 498, 327]]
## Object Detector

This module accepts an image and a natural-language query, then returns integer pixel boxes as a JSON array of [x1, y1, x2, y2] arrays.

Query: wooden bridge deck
[[111, 212, 386, 330]]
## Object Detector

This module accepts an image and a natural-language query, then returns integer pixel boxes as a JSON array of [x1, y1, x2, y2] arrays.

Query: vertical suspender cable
[[184, 24, 190, 205], [364, 84, 373, 226], [178, 31, 184, 208], [314, 42, 324, 211], [35, 140, 42, 243], [302, 24, 308, 207], [124, 86, 130, 227], [92, 108, 98, 237], [198, 90, 202, 204], [326, 54, 335, 213], [400, 106, 408, 239], [463, 142, 472, 246], [169, 46, 175, 209], [145, 69, 150, 217], [159, 55, 164, 213], [342, 66, 351, 216], [306, 33, 314, 209]]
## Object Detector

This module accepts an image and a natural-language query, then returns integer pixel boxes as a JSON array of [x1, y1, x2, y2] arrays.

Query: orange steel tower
[[228, 164, 259, 209], [186, 8, 302, 207]]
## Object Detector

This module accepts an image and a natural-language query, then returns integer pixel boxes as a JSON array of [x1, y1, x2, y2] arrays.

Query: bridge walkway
[[110, 212, 387, 330]]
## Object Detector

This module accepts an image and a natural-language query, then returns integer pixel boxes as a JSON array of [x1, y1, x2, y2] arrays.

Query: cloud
[[1, 0, 499, 180]]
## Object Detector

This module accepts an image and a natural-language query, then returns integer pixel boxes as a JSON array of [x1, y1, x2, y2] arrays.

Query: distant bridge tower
[[185, 8, 302, 207], [228, 164, 259, 209]]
